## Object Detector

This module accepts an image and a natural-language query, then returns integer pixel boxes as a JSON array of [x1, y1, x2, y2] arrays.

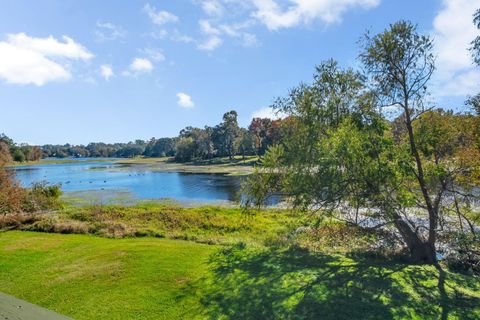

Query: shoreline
[[10, 156, 257, 176]]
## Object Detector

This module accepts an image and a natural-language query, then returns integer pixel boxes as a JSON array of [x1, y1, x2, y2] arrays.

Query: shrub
[[444, 233, 480, 276], [23, 218, 57, 233], [52, 221, 91, 234], [134, 229, 165, 238], [98, 222, 136, 238], [23, 218, 91, 235], [0, 213, 38, 230], [21, 181, 62, 212], [0, 170, 26, 215], [65, 209, 94, 222]]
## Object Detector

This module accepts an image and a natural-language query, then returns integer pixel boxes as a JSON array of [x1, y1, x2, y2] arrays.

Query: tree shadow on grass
[[191, 244, 480, 320]]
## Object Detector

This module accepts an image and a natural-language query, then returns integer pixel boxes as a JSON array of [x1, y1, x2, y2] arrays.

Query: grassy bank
[[10, 158, 113, 167], [11, 156, 258, 175], [116, 156, 258, 176], [0, 231, 479, 319], [2, 204, 297, 245]]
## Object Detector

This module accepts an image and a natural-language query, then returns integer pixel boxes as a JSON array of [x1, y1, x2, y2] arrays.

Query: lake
[[12, 159, 245, 205]]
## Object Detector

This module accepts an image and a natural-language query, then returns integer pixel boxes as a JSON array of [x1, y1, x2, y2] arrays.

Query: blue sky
[[0, 0, 479, 145]]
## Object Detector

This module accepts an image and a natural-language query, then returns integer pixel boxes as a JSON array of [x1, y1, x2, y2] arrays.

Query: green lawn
[[0, 231, 216, 320], [0, 231, 479, 319]]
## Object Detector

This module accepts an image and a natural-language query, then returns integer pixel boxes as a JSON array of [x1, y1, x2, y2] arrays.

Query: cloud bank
[[432, 0, 480, 97]]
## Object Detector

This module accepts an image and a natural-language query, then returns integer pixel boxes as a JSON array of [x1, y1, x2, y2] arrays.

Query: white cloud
[[6, 33, 93, 60], [99, 64, 114, 80], [189, 0, 377, 51], [251, 0, 380, 30], [197, 19, 257, 50], [140, 48, 166, 62], [436, 70, 480, 97], [197, 20, 224, 50], [432, 0, 480, 97], [200, 0, 224, 16], [95, 21, 125, 41], [198, 36, 223, 50], [220, 21, 259, 47], [127, 57, 154, 74], [0, 33, 93, 86], [177, 92, 195, 108], [199, 20, 221, 36], [144, 3, 178, 25], [251, 107, 285, 119]]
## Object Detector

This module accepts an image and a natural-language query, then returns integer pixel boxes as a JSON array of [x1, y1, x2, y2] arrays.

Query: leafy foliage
[[245, 22, 480, 264]]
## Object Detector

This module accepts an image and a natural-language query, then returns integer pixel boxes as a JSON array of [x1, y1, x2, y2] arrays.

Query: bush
[[0, 170, 26, 215], [23, 218, 91, 234], [98, 222, 136, 238], [444, 233, 480, 276], [134, 229, 165, 238], [21, 181, 62, 212], [65, 209, 94, 222], [12, 149, 26, 162], [0, 213, 38, 230], [23, 218, 57, 233], [1, 164, 62, 214], [53, 221, 91, 234]]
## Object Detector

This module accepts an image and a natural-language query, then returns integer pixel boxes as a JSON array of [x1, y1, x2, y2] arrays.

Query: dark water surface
[[12, 159, 244, 204]]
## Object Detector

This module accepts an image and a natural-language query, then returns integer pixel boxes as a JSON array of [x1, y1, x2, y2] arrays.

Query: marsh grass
[[3, 204, 299, 245]]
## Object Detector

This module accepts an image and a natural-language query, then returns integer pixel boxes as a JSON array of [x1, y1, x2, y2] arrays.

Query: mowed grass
[[201, 244, 480, 320], [0, 231, 216, 320], [1, 231, 480, 319]]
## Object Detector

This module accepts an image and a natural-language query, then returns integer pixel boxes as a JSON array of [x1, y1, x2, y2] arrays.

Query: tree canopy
[[244, 21, 480, 264]]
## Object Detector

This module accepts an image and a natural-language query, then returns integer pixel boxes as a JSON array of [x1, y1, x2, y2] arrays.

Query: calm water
[[12, 159, 244, 205]]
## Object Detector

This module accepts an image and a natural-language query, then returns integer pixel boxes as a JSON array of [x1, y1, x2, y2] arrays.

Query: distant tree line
[[0, 111, 287, 163]]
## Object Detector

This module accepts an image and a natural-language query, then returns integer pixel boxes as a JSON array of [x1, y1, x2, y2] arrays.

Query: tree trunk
[[394, 217, 436, 264], [402, 98, 437, 264]]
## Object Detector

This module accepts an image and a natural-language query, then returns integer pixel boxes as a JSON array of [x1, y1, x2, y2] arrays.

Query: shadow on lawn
[[191, 244, 479, 320]]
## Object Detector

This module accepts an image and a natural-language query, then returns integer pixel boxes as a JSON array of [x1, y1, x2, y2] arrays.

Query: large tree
[[248, 118, 273, 156], [246, 22, 480, 264], [236, 128, 255, 160], [360, 21, 440, 263], [213, 111, 240, 159]]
